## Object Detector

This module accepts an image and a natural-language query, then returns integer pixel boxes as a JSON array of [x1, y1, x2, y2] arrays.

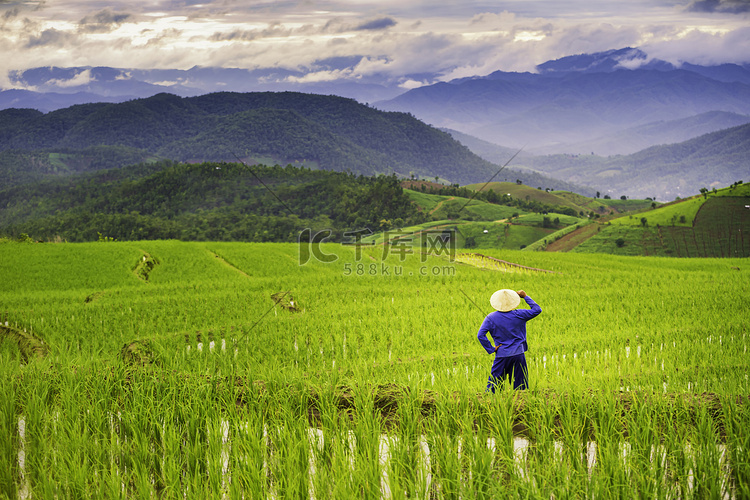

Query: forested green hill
[[0, 91, 571, 189], [626, 122, 750, 170], [0, 159, 603, 243], [0, 161, 420, 242]]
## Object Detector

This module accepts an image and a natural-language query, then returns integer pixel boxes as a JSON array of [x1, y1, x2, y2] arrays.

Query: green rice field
[[1, 240, 748, 498]]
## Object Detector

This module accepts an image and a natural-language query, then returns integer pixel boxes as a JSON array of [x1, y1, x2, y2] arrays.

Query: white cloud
[[152, 79, 178, 86], [644, 25, 750, 65], [284, 68, 353, 83], [398, 78, 427, 89], [47, 68, 95, 87]]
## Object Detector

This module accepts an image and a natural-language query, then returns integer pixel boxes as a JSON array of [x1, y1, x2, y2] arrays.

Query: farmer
[[477, 289, 542, 392]]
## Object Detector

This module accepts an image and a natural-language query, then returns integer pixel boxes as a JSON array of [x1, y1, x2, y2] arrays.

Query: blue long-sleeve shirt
[[477, 296, 542, 357]]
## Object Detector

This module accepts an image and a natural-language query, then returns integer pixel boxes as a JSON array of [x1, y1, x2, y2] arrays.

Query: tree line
[[0, 161, 421, 242]]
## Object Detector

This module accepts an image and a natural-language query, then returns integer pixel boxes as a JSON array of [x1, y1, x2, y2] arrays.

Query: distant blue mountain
[[376, 48, 750, 155], [530, 110, 750, 156], [534, 47, 750, 84], [679, 62, 750, 85], [4, 47, 749, 116], [522, 122, 750, 200], [2, 63, 412, 112], [8, 66, 200, 97], [0, 88, 129, 112], [535, 47, 670, 74]]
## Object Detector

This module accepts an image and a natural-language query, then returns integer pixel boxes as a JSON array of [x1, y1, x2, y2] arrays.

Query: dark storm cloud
[[24, 27, 77, 47], [142, 28, 183, 47], [1, 0, 41, 19], [3, 6, 19, 19], [208, 16, 396, 43], [686, 0, 750, 13], [354, 17, 397, 31], [208, 22, 306, 42], [78, 8, 131, 33]]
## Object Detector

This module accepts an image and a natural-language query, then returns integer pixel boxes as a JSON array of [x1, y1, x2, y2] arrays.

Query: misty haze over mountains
[[1, 47, 749, 201], [376, 48, 750, 156], [0, 59, 409, 112]]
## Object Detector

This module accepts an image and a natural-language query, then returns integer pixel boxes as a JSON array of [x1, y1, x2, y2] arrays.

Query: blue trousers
[[486, 353, 528, 392]]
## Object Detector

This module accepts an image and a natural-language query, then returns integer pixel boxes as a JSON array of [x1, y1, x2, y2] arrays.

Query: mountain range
[[4, 49, 750, 148], [1, 47, 749, 200], [520, 122, 750, 200], [0, 91, 582, 192], [447, 122, 750, 200], [376, 48, 750, 156], [0, 62, 407, 112], [4, 49, 749, 158]]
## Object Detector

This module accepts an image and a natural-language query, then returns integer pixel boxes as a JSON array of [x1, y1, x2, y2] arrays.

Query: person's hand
[[494, 344, 501, 352], [517, 290, 527, 298]]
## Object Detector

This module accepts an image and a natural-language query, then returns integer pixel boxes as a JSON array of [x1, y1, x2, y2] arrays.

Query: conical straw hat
[[490, 289, 520, 312]]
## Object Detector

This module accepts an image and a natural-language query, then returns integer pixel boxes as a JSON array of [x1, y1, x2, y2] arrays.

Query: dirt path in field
[[545, 223, 600, 252], [459, 252, 558, 273], [209, 250, 251, 278], [429, 196, 455, 215]]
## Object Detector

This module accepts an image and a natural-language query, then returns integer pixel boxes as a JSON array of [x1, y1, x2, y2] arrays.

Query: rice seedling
[[0, 239, 747, 497]]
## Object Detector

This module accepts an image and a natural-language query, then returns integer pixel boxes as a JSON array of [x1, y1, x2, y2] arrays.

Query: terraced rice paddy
[[579, 187, 750, 258], [1, 240, 748, 498]]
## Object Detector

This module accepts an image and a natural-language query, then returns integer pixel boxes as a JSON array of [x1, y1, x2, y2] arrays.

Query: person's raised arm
[[516, 290, 541, 319]]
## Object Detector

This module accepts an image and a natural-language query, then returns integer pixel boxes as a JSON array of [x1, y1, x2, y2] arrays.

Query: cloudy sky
[[1, 0, 749, 89]]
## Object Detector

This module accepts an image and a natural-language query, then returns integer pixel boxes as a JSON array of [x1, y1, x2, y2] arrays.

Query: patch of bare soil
[[546, 223, 600, 252], [133, 253, 159, 281], [400, 180, 444, 191], [0, 324, 48, 362], [229, 377, 744, 437], [429, 196, 455, 215], [271, 291, 300, 312], [120, 340, 160, 367]]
